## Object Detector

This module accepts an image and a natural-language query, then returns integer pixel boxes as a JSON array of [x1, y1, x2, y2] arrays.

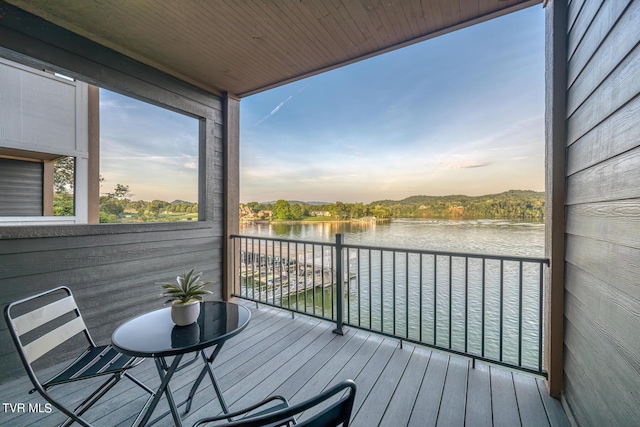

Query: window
[[0, 57, 199, 226], [99, 90, 199, 223]]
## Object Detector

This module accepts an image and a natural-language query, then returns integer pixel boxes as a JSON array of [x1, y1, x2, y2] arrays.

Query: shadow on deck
[[0, 300, 569, 426]]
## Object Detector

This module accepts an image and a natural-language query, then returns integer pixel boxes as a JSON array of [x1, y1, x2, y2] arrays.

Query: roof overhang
[[2, 0, 540, 97]]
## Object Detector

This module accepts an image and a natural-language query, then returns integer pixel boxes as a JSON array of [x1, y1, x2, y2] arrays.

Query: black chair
[[193, 379, 357, 427], [4, 286, 154, 427]]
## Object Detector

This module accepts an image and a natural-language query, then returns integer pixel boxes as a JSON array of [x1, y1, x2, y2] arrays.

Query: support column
[[42, 160, 54, 215], [87, 85, 100, 223], [544, 0, 567, 398], [223, 93, 240, 301]]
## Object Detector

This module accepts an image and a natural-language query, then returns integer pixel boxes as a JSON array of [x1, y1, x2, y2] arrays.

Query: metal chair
[[4, 286, 154, 427], [193, 379, 356, 427]]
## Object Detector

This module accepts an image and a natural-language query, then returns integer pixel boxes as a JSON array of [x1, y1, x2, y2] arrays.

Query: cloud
[[455, 161, 492, 169], [252, 84, 309, 127]]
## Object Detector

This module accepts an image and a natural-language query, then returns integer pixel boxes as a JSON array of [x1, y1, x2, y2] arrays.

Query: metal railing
[[230, 233, 549, 376]]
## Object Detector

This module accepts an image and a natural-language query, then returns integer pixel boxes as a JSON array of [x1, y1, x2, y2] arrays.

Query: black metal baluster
[[334, 234, 344, 334], [344, 248, 351, 323], [252, 239, 256, 301], [295, 242, 299, 312], [368, 250, 372, 329], [393, 251, 396, 336], [481, 258, 486, 358], [234, 237, 238, 296], [449, 256, 452, 349], [518, 261, 523, 367], [358, 248, 362, 326], [499, 259, 504, 361], [380, 251, 384, 332], [539, 262, 544, 373], [279, 241, 283, 308], [434, 254, 437, 345], [287, 241, 291, 310], [272, 240, 276, 306], [312, 244, 316, 316], [303, 243, 308, 313], [244, 238, 248, 298], [419, 254, 423, 343], [465, 257, 469, 354], [406, 252, 409, 340]]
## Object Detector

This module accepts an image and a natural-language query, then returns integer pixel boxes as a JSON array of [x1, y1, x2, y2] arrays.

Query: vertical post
[[333, 233, 344, 335], [544, 0, 567, 397], [222, 93, 240, 302]]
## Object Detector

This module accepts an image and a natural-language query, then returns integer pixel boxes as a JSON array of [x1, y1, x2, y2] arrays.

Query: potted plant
[[160, 268, 212, 326]]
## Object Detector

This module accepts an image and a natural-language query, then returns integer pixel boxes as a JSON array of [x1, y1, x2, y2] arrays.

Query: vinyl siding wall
[[563, 0, 640, 425]]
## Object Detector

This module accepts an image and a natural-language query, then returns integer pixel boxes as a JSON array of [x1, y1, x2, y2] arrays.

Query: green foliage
[[99, 211, 118, 223], [159, 268, 213, 304], [243, 190, 544, 222], [53, 192, 74, 216], [273, 200, 291, 220], [97, 184, 198, 223], [53, 157, 75, 194], [371, 190, 544, 220]]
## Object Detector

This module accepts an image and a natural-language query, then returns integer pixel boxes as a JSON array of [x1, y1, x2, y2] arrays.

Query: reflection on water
[[241, 218, 544, 257]]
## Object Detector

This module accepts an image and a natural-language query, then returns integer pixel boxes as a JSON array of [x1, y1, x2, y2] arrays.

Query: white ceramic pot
[[171, 300, 200, 326]]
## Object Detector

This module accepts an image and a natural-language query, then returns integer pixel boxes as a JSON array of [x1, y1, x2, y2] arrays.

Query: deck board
[[0, 301, 569, 426], [436, 356, 469, 426], [408, 351, 449, 426], [491, 366, 522, 427], [465, 362, 492, 427]]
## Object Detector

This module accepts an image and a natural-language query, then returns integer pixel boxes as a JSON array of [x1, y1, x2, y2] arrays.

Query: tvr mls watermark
[[2, 402, 53, 413]]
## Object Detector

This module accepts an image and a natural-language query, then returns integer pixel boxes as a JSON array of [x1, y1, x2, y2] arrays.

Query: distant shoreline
[[241, 217, 544, 225]]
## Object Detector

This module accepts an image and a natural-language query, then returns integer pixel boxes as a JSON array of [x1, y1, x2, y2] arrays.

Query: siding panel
[[567, 0, 639, 114], [563, 0, 640, 425], [566, 41, 640, 144], [566, 200, 640, 248], [566, 146, 640, 205], [566, 93, 640, 174], [566, 0, 603, 61], [567, 0, 632, 88], [0, 228, 223, 382]]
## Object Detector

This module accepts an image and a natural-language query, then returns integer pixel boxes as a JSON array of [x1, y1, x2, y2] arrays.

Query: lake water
[[240, 218, 545, 257], [238, 218, 546, 371]]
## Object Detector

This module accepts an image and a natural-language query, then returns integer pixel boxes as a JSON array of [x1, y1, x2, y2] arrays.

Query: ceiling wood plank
[[4, 0, 541, 97]]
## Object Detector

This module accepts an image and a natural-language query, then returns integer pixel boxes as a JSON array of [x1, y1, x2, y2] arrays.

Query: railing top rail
[[230, 234, 549, 265], [341, 242, 550, 264], [231, 234, 331, 247]]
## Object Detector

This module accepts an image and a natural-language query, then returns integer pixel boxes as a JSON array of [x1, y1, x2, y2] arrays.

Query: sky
[[100, 90, 199, 202], [99, 5, 544, 204], [239, 5, 545, 203]]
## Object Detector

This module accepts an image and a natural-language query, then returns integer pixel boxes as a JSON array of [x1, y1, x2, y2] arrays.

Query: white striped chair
[[4, 286, 154, 427]]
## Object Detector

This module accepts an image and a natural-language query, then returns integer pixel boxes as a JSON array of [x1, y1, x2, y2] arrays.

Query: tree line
[[244, 190, 544, 221], [52, 158, 198, 223], [98, 184, 198, 223]]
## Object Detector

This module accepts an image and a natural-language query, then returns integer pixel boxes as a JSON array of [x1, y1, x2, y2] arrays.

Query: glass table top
[[112, 301, 251, 357]]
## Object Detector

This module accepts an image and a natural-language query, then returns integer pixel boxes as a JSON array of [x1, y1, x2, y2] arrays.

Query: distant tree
[[53, 192, 74, 216], [273, 200, 291, 220], [112, 184, 132, 199], [53, 157, 75, 194], [289, 204, 304, 220], [246, 201, 261, 212]]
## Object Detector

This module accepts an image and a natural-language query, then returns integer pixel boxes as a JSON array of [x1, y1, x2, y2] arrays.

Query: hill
[[371, 190, 544, 220]]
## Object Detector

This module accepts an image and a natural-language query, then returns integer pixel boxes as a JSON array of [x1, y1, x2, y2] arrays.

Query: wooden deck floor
[[0, 301, 569, 426]]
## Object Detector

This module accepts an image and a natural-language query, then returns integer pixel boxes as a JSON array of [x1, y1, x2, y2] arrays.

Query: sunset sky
[[100, 5, 544, 204]]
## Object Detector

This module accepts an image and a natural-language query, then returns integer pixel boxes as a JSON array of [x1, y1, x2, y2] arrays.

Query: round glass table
[[112, 301, 251, 426]]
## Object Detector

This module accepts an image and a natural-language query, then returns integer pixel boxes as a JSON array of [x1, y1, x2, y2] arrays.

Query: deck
[[0, 300, 569, 426]]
